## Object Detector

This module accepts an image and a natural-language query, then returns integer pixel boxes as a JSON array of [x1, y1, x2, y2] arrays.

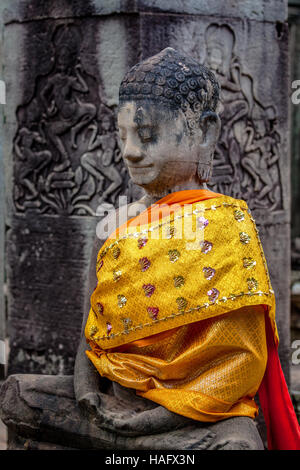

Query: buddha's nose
[[123, 139, 143, 163]]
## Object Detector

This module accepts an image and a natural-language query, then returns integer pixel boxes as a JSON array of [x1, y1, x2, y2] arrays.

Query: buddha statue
[[74, 47, 229, 437], [1, 48, 299, 451], [74, 47, 270, 448]]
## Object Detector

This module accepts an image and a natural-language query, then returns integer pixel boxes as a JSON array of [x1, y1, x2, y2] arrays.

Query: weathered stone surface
[[139, 0, 287, 22], [289, 8, 300, 242], [6, 215, 98, 374], [0, 374, 264, 450], [2, 12, 142, 374], [0, 7, 6, 379], [0, 0, 287, 23]]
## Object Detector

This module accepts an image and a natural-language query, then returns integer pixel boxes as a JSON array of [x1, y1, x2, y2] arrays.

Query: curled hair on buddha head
[[119, 47, 220, 136]]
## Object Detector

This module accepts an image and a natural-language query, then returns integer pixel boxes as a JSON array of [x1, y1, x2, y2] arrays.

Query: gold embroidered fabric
[[86, 305, 267, 421], [85, 194, 277, 349], [84, 193, 276, 421]]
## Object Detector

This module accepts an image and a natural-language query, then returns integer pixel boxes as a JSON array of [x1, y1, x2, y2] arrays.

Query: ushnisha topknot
[[119, 47, 220, 132]]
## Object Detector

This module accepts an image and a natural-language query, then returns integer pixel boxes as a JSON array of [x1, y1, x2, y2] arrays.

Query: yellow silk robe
[[85, 191, 276, 421]]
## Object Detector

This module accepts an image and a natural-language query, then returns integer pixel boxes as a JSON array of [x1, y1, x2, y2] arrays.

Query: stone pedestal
[[0, 375, 264, 450]]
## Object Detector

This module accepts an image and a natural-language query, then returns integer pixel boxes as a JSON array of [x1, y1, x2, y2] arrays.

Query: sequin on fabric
[[203, 267, 216, 280], [168, 249, 180, 262], [147, 307, 159, 320], [207, 288, 220, 303], [243, 258, 256, 269], [138, 237, 148, 249], [247, 278, 259, 292], [200, 241, 213, 254], [176, 297, 188, 311], [89, 325, 98, 337], [122, 318, 132, 334], [97, 302, 104, 316], [174, 275, 185, 288], [139, 257, 151, 271], [165, 225, 176, 239], [143, 284, 156, 297], [234, 210, 245, 222], [113, 270, 122, 282], [197, 216, 209, 229], [112, 246, 121, 259], [240, 232, 251, 244], [117, 294, 127, 308]]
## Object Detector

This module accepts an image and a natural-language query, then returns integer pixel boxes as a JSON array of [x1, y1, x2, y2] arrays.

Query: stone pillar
[[290, 1, 300, 243], [0, 1, 143, 375], [0, 1, 290, 381], [288, 0, 300, 420], [0, 9, 6, 378], [0, 122, 5, 379]]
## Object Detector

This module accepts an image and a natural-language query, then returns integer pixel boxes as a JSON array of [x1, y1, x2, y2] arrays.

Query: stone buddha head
[[117, 47, 221, 196]]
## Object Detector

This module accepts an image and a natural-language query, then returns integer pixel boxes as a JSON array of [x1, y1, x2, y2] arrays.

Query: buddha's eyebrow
[[134, 108, 151, 126]]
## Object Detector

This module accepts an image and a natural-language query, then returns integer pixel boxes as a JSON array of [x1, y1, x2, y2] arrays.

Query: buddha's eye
[[138, 127, 153, 142]]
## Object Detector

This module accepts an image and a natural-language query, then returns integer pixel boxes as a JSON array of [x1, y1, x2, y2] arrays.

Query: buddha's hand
[[77, 391, 102, 424], [90, 403, 192, 436], [74, 337, 105, 423]]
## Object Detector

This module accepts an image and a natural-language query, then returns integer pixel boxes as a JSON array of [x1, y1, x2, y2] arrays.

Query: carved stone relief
[[13, 23, 133, 216], [13, 22, 282, 215], [171, 23, 283, 212], [204, 24, 283, 212]]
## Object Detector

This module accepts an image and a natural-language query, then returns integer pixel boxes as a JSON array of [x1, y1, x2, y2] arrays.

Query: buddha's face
[[117, 101, 200, 192]]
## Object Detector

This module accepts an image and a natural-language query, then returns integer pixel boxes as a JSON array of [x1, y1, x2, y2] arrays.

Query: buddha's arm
[[74, 203, 141, 411], [74, 233, 105, 408]]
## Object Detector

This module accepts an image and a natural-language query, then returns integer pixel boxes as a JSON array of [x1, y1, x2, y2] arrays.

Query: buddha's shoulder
[[197, 195, 254, 232], [95, 200, 147, 241], [200, 194, 249, 211]]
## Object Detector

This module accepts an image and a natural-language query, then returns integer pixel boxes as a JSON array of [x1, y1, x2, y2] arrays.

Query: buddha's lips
[[128, 165, 153, 170]]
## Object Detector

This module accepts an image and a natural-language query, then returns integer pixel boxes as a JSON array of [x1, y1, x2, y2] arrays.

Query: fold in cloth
[[87, 306, 267, 422], [86, 189, 300, 450]]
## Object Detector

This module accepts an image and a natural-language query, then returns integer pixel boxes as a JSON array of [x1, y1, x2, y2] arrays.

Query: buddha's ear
[[198, 111, 221, 148]]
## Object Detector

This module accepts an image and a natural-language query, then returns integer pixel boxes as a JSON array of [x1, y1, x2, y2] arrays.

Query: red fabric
[[258, 312, 300, 450]]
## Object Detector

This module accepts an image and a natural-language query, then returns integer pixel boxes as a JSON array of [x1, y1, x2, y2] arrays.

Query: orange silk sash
[[109, 189, 222, 240]]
